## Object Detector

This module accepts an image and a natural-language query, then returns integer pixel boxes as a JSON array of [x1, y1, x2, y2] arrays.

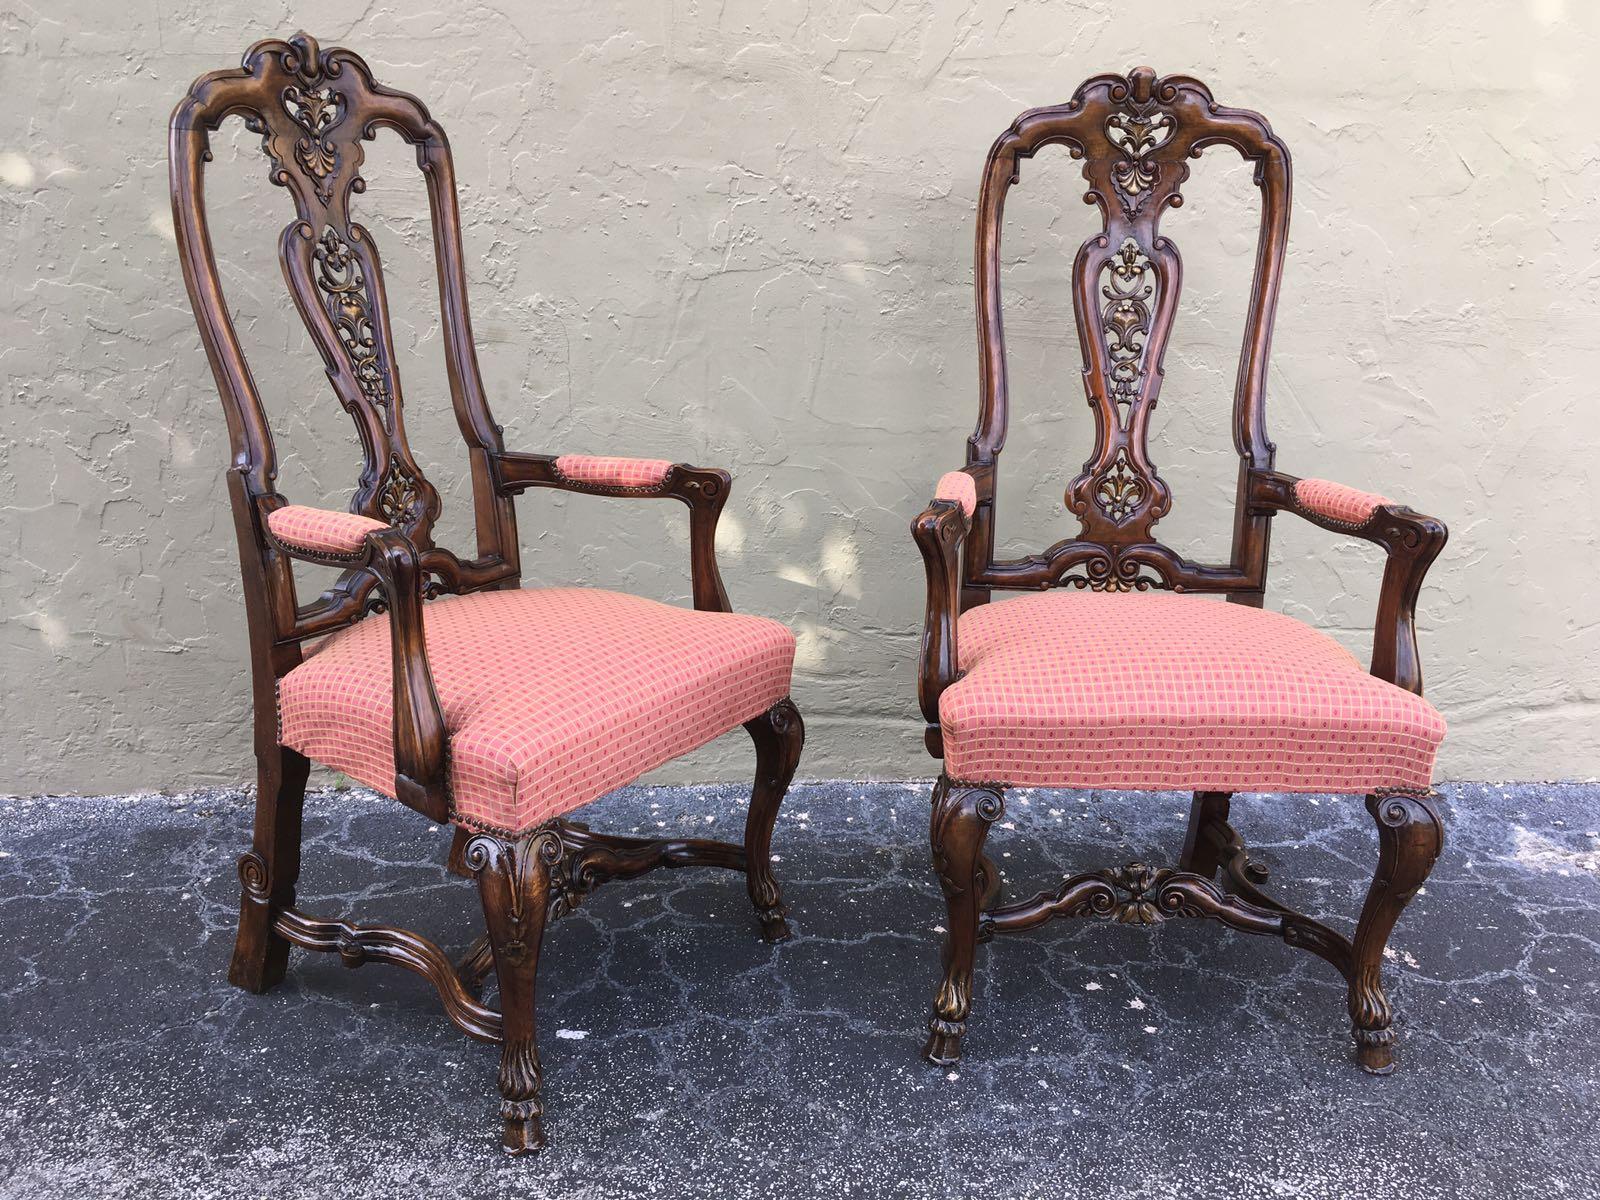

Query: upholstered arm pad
[[491, 450, 713, 500], [552, 454, 675, 491], [266, 504, 388, 558], [1291, 478, 1390, 527], [934, 470, 978, 518]]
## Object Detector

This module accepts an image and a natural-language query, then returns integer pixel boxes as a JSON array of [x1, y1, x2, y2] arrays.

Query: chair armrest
[[262, 504, 449, 822], [1248, 469, 1448, 695], [913, 471, 978, 754], [265, 504, 388, 562], [362, 527, 450, 822], [490, 450, 733, 612]]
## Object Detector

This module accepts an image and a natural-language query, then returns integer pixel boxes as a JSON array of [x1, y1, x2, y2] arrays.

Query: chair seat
[[278, 588, 795, 833], [939, 591, 1445, 794]]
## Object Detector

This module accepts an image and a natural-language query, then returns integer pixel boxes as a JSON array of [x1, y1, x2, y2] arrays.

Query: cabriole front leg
[[743, 697, 803, 942], [465, 827, 562, 1155], [228, 745, 310, 993], [1348, 789, 1444, 1074], [923, 776, 1005, 1065]]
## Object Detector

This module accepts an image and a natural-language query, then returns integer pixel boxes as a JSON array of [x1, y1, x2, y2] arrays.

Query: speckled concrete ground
[[1, 780, 1596, 1199]]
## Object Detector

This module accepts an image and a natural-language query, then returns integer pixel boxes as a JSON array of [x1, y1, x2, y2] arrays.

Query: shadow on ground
[[0, 780, 1596, 1199]]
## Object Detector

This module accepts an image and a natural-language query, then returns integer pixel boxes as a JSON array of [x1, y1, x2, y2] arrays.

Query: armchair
[[913, 68, 1449, 1076], [171, 34, 803, 1154]]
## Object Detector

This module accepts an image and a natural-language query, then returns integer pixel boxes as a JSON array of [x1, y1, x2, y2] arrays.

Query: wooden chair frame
[[912, 68, 1448, 1073], [169, 33, 803, 1153]]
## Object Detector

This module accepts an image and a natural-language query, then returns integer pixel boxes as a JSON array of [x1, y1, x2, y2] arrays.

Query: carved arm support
[[261, 506, 449, 822], [914, 471, 979, 755], [1248, 470, 1448, 695], [490, 451, 733, 613]]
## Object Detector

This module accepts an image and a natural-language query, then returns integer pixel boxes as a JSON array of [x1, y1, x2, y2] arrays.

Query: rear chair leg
[[1178, 791, 1233, 880], [923, 777, 1004, 1065], [229, 745, 310, 993], [743, 698, 803, 943], [446, 827, 473, 878], [1348, 790, 1444, 1074], [465, 827, 562, 1155]]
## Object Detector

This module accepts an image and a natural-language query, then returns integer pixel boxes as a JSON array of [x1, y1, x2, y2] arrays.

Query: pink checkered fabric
[[278, 588, 795, 832], [934, 471, 977, 517], [267, 505, 387, 557], [939, 591, 1444, 793], [553, 455, 674, 490], [1294, 478, 1389, 526]]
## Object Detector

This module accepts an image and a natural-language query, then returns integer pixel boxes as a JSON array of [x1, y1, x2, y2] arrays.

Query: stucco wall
[[3, 0, 1598, 794]]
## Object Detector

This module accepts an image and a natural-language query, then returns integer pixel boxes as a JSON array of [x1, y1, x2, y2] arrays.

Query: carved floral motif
[[312, 226, 392, 420], [376, 458, 426, 526], [1094, 447, 1145, 524], [1101, 237, 1153, 423], [1106, 108, 1173, 217], [282, 84, 343, 202], [1060, 548, 1163, 593]]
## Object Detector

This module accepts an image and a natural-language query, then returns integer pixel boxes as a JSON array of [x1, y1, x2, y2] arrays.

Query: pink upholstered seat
[[279, 588, 795, 833], [939, 591, 1445, 793]]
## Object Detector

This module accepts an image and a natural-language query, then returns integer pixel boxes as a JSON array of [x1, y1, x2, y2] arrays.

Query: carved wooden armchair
[[914, 68, 1448, 1074], [169, 34, 804, 1154]]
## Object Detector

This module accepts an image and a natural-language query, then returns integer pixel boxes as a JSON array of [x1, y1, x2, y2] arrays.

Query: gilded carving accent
[[312, 226, 392, 420], [376, 458, 426, 526], [1105, 107, 1173, 217], [1059, 548, 1164, 593], [1101, 237, 1153, 424], [1095, 447, 1145, 524], [282, 84, 343, 202]]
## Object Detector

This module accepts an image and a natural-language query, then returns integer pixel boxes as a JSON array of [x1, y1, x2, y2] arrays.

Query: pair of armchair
[[170, 41, 1448, 1154]]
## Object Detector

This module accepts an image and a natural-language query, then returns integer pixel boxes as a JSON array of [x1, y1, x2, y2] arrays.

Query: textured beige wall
[[3, 1, 1598, 794]]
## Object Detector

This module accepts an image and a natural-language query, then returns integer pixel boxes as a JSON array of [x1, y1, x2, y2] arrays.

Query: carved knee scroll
[[1348, 789, 1444, 1074], [924, 778, 1005, 1065], [465, 828, 562, 1155]]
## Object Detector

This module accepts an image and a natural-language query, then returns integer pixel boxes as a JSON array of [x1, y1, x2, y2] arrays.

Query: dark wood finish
[[743, 697, 804, 941], [964, 65, 1291, 601], [272, 906, 503, 1042], [923, 778, 1005, 1064], [913, 68, 1449, 1074], [1349, 790, 1445, 1073], [924, 773, 1437, 1066], [170, 33, 803, 1154], [464, 829, 560, 1155], [227, 745, 310, 992], [492, 454, 734, 614], [1178, 791, 1255, 882]]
